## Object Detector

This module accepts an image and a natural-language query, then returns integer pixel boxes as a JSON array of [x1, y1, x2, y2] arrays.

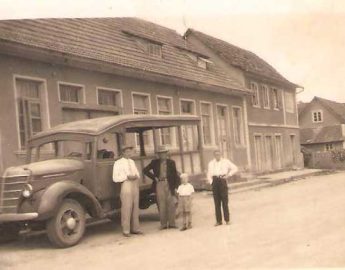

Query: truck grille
[[0, 176, 28, 214]]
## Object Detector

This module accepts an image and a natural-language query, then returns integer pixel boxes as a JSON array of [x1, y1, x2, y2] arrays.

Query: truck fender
[[37, 180, 103, 220]]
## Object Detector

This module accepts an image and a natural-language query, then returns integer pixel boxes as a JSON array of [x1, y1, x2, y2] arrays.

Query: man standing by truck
[[113, 145, 142, 237], [143, 145, 180, 229], [207, 150, 238, 226]]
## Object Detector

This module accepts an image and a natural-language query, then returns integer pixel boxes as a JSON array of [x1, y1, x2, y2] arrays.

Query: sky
[[0, 0, 344, 102]]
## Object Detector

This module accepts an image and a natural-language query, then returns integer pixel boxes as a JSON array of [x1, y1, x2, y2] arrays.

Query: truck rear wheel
[[47, 199, 86, 248]]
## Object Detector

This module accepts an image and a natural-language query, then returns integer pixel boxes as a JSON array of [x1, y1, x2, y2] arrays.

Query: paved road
[[1, 172, 345, 269]]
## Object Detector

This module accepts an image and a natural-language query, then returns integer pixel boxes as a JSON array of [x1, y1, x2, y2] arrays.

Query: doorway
[[254, 135, 264, 172]]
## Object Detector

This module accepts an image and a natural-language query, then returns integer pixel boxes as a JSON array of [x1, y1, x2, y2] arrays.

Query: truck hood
[[4, 159, 84, 177]]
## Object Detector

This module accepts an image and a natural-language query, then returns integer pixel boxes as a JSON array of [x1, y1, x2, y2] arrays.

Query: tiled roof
[[300, 125, 345, 145], [186, 29, 297, 87], [0, 17, 247, 93]]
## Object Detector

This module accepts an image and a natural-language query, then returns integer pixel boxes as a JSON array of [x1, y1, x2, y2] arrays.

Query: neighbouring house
[[185, 29, 302, 173], [0, 17, 301, 176], [299, 96, 345, 152]]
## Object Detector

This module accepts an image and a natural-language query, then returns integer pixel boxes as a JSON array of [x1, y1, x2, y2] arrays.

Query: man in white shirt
[[113, 145, 142, 237], [207, 150, 238, 226]]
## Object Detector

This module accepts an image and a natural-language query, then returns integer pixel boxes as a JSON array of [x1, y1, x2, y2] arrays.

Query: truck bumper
[[0, 213, 38, 222]]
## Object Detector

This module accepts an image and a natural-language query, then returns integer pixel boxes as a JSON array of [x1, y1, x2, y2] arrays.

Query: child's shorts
[[178, 196, 192, 213]]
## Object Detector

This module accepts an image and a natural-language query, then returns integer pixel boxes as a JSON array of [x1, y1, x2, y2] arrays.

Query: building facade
[[0, 17, 301, 175], [185, 30, 302, 173], [0, 18, 251, 175]]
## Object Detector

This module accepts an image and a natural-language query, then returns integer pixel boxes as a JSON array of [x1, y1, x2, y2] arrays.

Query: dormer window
[[197, 57, 208, 69], [146, 42, 162, 57], [136, 37, 162, 57]]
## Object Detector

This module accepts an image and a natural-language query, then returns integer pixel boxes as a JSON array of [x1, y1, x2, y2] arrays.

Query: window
[[180, 99, 197, 151], [200, 102, 213, 145], [285, 92, 295, 113], [180, 100, 195, 115], [312, 110, 323, 123], [272, 88, 280, 110], [136, 38, 162, 57], [232, 107, 245, 146], [157, 96, 173, 145], [16, 78, 44, 149], [133, 93, 150, 115], [261, 85, 270, 109], [325, 143, 334, 151], [250, 82, 260, 107], [97, 88, 121, 107], [197, 57, 208, 69], [132, 93, 151, 147], [59, 83, 83, 103]]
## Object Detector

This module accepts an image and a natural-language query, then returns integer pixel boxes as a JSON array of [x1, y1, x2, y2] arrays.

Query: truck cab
[[0, 114, 203, 247]]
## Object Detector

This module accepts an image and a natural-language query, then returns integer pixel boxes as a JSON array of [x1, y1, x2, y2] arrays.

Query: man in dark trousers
[[207, 150, 238, 226], [143, 145, 180, 229]]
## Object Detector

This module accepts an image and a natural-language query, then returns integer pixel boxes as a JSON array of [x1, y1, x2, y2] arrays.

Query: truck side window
[[97, 133, 118, 159]]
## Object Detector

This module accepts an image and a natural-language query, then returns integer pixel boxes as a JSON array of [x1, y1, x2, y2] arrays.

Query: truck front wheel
[[46, 199, 86, 248]]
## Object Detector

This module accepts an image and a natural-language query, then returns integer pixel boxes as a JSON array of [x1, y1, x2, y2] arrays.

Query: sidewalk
[[229, 168, 333, 194]]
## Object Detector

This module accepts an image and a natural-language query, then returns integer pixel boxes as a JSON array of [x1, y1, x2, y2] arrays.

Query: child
[[176, 173, 195, 231]]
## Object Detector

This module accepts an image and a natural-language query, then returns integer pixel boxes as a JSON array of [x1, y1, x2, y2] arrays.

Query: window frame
[[13, 75, 50, 151], [179, 98, 196, 115], [199, 101, 215, 146], [261, 84, 270, 109], [131, 92, 153, 149], [325, 143, 334, 151], [232, 105, 246, 147], [312, 110, 323, 123], [58, 81, 85, 104], [96, 87, 123, 108], [156, 95, 176, 147], [250, 82, 260, 108], [272, 87, 280, 110], [131, 92, 152, 115]]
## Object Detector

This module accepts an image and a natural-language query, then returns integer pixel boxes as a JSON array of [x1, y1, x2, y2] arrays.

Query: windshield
[[33, 140, 92, 162]]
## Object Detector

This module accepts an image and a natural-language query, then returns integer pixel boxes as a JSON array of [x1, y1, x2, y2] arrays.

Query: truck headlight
[[22, 184, 33, 198]]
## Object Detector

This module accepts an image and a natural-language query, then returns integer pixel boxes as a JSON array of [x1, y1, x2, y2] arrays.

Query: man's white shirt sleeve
[[226, 159, 238, 178]]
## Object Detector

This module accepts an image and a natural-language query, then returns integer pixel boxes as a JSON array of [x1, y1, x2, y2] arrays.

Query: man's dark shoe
[[160, 225, 168, 230], [168, 225, 178, 229], [123, 233, 131, 237], [180, 226, 187, 231], [214, 222, 222, 226]]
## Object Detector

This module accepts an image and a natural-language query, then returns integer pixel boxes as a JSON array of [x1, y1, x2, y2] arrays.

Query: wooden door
[[264, 136, 274, 171], [254, 135, 264, 172]]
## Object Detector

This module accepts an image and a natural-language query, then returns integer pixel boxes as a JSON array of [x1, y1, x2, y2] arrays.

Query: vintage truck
[[0, 114, 204, 247]]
